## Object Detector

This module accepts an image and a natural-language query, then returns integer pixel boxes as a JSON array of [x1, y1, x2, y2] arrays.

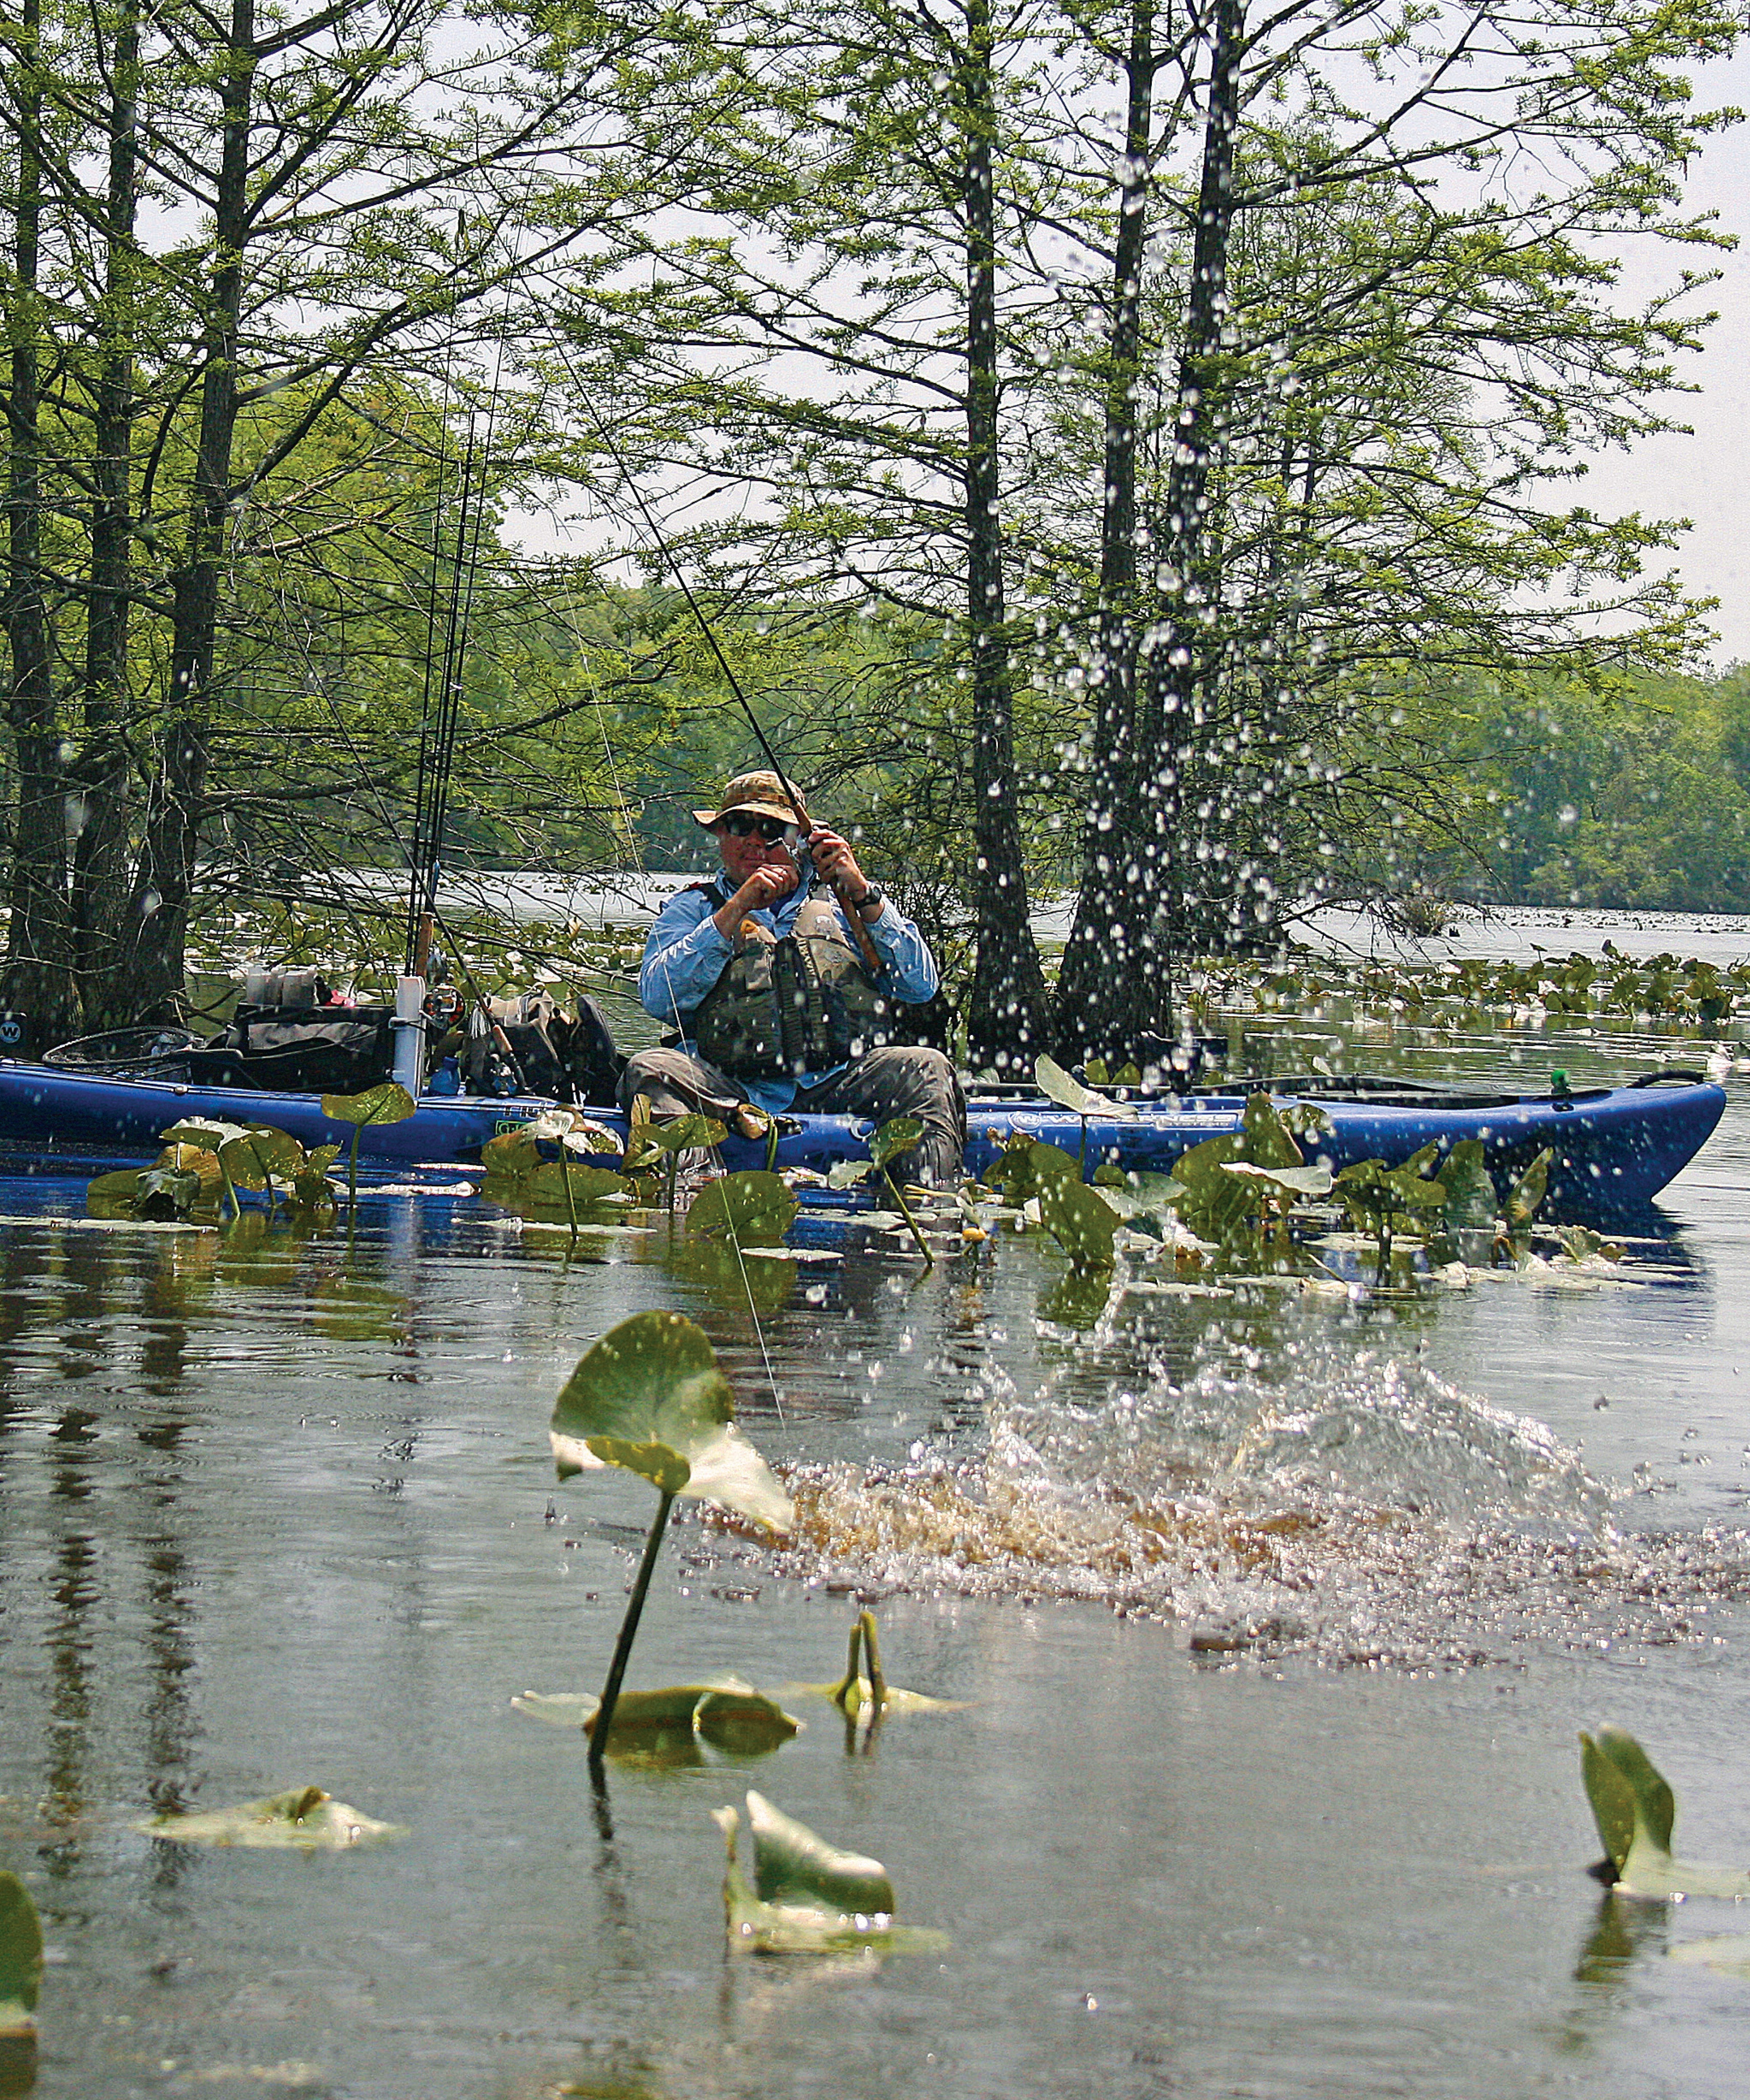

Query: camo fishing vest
[[692, 895, 889, 1079]]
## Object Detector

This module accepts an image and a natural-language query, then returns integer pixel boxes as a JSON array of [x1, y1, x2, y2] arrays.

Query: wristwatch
[[855, 884, 885, 917]]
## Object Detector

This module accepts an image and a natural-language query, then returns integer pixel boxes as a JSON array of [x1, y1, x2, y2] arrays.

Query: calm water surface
[[5, 998, 1750, 2097]]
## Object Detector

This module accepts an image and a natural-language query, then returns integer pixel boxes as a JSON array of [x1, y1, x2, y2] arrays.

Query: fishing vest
[[692, 894, 889, 1079]]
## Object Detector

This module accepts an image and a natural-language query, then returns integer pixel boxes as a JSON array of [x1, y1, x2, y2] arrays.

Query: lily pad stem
[[346, 1123, 363, 1211], [561, 1145, 579, 1241], [881, 1165, 934, 1268], [1079, 1113, 1088, 1176], [858, 1608, 888, 1714], [765, 1120, 779, 1174], [588, 1488, 676, 1781], [828, 1616, 863, 1714], [218, 1154, 240, 1221]]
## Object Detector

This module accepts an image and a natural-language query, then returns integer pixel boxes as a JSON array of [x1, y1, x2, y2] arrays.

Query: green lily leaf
[[1034, 1055, 1140, 1121], [982, 1134, 1081, 1206], [1220, 1160, 1334, 1199], [785, 1677, 968, 1719], [1036, 1176, 1120, 1273], [1579, 1726, 1750, 1898], [869, 1116, 924, 1169], [320, 1082, 416, 1129], [1507, 1147, 1554, 1228], [219, 1124, 307, 1192], [549, 1309, 792, 1531], [826, 1158, 877, 1188], [134, 1784, 403, 1850], [1440, 1139, 1498, 1232], [491, 1161, 631, 1214], [714, 1792, 948, 1956], [686, 1171, 798, 1247], [482, 1126, 543, 1181], [622, 1117, 723, 1167], [0, 1872, 42, 2039], [513, 1678, 800, 1762]]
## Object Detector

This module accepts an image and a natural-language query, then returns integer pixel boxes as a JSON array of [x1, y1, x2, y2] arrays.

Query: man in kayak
[[620, 769, 966, 1182]]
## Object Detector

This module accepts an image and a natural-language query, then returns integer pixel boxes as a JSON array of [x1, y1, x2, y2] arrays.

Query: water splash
[[748, 1349, 1750, 1669]]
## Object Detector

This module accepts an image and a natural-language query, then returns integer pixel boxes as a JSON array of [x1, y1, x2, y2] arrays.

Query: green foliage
[[1037, 1176, 1120, 1274]]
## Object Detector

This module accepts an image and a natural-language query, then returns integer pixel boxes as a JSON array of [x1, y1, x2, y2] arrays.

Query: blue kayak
[[0, 1057, 1722, 1214]]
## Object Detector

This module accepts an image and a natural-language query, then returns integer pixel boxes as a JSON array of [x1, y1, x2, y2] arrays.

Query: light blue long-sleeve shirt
[[638, 872, 940, 1110]]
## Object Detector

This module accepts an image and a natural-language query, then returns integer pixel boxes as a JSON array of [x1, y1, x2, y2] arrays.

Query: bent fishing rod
[[564, 374, 884, 972]]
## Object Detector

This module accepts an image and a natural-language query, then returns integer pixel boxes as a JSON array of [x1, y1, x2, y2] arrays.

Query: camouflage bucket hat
[[692, 769, 811, 831]]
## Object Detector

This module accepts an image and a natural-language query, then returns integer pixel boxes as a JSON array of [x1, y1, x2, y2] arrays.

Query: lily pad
[[160, 1116, 252, 1150], [1036, 1175, 1120, 1272], [1580, 1726, 1750, 1899], [1506, 1147, 1554, 1228], [982, 1135, 1083, 1206], [134, 1784, 403, 1850], [219, 1124, 307, 1192], [1440, 1139, 1498, 1233], [713, 1791, 948, 1956], [1220, 1160, 1334, 1199], [513, 1678, 800, 1762], [548, 1309, 793, 1531], [686, 1171, 798, 1247], [0, 1873, 41, 2039], [869, 1116, 924, 1169], [320, 1082, 416, 1130], [625, 1113, 727, 1171], [1034, 1054, 1140, 1121]]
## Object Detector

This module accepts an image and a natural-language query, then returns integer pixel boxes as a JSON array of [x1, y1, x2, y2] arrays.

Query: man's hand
[[806, 826, 870, 904], [713, 858, 798, 938]]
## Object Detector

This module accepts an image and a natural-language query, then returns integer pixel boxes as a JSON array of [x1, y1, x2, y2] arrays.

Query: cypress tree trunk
[[72, 0, 140, 1028], [110, 0, 253, 1021], [1054, 0, 1158, 1060], [1, 0, 76, 1046], [1124, 0, 1242, 1023], [960, 0, 1048, 1072]]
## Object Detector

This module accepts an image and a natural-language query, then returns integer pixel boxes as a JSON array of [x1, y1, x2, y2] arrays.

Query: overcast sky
[[1580, 45, 1750, 668]]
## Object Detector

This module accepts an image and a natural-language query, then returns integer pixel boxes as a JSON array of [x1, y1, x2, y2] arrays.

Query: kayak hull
[[0, 1059, 1722, 1214]]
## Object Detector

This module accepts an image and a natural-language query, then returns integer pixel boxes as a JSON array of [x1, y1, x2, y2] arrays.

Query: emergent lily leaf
[[549, 1310, 792, 1531], [1440, 1139, 1498, 1233], [1034, 1055, 1140, 1121], [710, 1798, 949, 1957], [685, 1171, 799, 1248], [134, 1785, 403, 1850], [1037, 1176, 1120, 1273], [869, 1116, 924, 1169], [1580, 1726, 1750, 1898], [786, 1610, 970, 1722], [320, 1082, 416, 1130], [0, 1873, 41, 2040], [713, 1791, 948, 1956]]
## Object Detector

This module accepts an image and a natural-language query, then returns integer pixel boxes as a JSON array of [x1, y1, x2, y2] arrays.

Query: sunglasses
[[720, 812, 796, 842]]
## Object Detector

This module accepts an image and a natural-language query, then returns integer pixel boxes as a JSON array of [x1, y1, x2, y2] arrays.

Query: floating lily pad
[[713, 1791, 948, 1956], [783, 1609, 969, 1721], [549, 1309, 792, 1531], [625, 1113, 727, 1172], [134, 1784, 403, 1850], [1581, 1726, 1750, 1898], [160, 1116, 252, 1150], [0, 1872, 41, 2040], [685, 1171, 798, 1247], [513, 1677, 799, 1763]]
